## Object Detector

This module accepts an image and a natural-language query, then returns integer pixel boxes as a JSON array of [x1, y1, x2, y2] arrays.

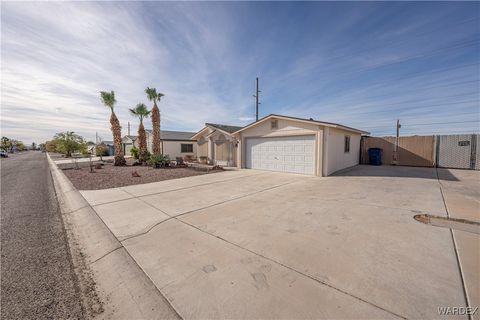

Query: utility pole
[[253, 77, 261, 121], [128, 121, 131, 136], [393, 119, 401, 164]]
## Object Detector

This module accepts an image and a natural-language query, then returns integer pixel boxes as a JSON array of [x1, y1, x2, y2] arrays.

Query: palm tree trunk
[[138, 122, 147, 163], [110, 112, 126, 166], [151, 103, 161, 155]]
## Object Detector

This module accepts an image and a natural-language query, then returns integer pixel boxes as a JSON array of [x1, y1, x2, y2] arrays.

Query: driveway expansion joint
[[87, 171, 268, 206], [435, 167, 472, 320], [119, 179, 302, 242], [116, 178, 406, 319]]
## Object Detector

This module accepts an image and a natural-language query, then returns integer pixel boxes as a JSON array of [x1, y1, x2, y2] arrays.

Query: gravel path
[[1, 152, 84, 319]]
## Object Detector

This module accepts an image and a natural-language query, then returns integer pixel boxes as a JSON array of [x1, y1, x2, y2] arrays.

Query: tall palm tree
[[100, 90, 126, 166], [145, 87, 164, 156], [129, 103, 151, 163]]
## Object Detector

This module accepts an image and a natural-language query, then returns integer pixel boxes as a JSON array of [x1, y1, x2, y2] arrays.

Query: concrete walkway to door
[[79, 166, 479, 319]]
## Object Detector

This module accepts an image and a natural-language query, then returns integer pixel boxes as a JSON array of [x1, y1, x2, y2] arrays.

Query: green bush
[[147, 154, 170, 168], [130, 146, 139, 159]]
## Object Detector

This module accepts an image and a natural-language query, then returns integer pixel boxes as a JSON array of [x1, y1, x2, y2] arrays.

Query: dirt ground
[[61, 161, 222, 190]]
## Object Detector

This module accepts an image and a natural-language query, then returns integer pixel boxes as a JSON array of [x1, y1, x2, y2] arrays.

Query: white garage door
[[246, 135, 315, 175]]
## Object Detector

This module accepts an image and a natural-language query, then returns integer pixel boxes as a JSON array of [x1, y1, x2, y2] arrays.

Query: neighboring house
[[99, 141, 115, 156], [191, 123, 243, 166], [232, 114, 369, 176], [87, 141, 96, 154], [122, 130, 197, 159]]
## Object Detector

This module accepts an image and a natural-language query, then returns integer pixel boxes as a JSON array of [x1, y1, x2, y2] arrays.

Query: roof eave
[[232, 114, 368, 135]]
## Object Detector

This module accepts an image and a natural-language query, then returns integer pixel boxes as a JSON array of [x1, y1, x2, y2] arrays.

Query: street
[[1, 152, 84, 319]]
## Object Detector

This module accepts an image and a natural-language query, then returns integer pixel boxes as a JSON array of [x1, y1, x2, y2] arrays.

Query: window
[[344, 135, 350, 153], [181, 144, 193, 153], [271, 120, 278, 129]]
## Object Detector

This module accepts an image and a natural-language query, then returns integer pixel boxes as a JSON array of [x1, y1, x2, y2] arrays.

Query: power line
[[327, 99, 479, 118], [405, 120, 480, 127], [342, 111, 480, 127], [316, 17, 478, 67], [327, 39, 480, 80], [362, 120, 480, 129], [340, 80, 479, 103], [344, 91, 478, 110]]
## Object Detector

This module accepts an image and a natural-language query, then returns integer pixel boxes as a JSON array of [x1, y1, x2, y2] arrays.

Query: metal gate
[[436, 134, 478, 170]]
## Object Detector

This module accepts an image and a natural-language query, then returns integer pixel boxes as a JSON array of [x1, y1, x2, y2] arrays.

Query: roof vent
[[309, 118, 314, 121]]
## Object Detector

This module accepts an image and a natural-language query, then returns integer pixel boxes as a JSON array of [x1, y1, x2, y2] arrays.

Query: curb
[[47, 153, 181, 319]]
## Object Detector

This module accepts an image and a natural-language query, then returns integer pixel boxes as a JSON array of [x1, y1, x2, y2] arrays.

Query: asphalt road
[[1, 152, 84, 319]]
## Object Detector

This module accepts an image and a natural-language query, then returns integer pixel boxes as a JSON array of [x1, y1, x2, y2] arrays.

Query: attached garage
[[246, 136, 315, 175], [233, 114, 368, 176]]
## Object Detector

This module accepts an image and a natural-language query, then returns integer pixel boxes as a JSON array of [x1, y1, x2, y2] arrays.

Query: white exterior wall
[[162, 140, 197, 159], [325, 128, 361, 175]]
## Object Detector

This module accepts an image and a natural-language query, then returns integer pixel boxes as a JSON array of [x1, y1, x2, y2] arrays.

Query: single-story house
[[191, 123, 243, 166], [122, 130, 197, 159], [232, 114, 369, 176], [98, 141, 115, 156]]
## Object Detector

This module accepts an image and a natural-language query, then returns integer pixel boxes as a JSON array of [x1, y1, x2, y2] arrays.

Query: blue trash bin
[[368, 148, 383, 165]]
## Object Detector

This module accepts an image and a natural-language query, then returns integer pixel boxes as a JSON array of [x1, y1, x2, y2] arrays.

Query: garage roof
[[233, 114, 369, 135], [205, 123, 244, 134]]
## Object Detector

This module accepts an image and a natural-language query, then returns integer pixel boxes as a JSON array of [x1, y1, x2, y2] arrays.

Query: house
[[122, 130, 196, 159], [232, 114, 369, 176], [99, 141, 115, 156], [191, 123, 243, 166]]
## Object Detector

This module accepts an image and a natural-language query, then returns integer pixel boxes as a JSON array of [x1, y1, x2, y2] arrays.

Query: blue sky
[[1, 1, 479, 144]]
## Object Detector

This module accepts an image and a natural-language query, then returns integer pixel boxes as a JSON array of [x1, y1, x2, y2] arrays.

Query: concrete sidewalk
[[80, 165, 479, 319], [47, 153, 180, 319]]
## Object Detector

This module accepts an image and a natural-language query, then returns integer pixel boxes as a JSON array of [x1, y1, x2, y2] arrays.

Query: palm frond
[[145, 87, 157, 101], [100, 90, 116, 110], [130, 103, 151, 121]]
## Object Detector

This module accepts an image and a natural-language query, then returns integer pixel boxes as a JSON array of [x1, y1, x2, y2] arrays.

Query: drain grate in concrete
[[414, 214, 480, 235]]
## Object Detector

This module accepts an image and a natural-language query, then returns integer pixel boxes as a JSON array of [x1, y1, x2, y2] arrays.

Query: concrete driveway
[[80, 166, 479, 319]]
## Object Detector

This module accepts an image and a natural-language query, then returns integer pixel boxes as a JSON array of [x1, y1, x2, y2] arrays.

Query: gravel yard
[[61, 161, 222, 190]]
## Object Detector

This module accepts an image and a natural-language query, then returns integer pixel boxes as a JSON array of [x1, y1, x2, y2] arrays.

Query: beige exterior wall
[[235, 117, 363, 176], [324, 128, 361, 176], [236, 117, 323, 176], [239, 118, 320, 138], [162, 140, 197, 159], [197, 139, 208, 158], [194, 127, 237, 166]]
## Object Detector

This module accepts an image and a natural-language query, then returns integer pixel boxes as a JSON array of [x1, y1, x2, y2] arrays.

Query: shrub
[[147, 154, 170, 168], [96, 144, 108, 157], [130, 147, 139, 159]]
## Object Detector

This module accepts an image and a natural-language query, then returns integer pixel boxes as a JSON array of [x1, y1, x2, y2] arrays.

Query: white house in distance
[[122, 130, 197, 159]]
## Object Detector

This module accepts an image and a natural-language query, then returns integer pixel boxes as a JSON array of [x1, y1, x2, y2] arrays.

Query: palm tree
[[129, 103, 151, 163], [145, 87, 164, 156], [100, 90, 126, 166]]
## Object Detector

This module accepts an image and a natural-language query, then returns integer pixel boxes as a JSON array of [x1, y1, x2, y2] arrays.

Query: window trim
[[181, 143, 193, 153], [344, 135, 350, 153]]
